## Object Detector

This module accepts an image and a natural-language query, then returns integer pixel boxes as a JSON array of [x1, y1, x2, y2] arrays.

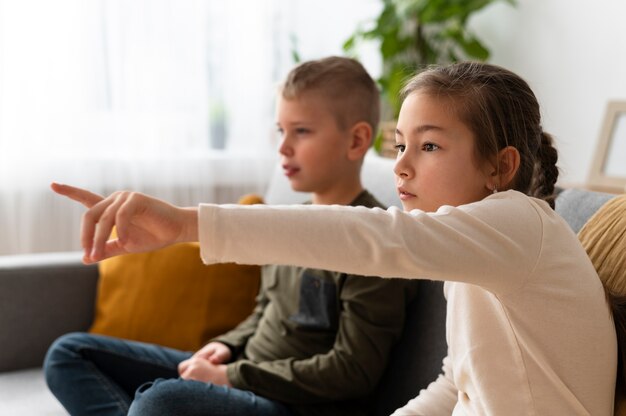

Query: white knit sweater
[[198, 190, 616, 415]]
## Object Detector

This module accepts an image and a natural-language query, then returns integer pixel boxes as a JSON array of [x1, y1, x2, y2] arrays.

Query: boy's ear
[[488, 146, 520, 190], [347, 121, 373, 161]]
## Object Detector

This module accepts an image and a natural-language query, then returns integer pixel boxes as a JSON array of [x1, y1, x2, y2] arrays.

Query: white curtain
[[0, 0, 289, 255], [0, 0, 380, 255]]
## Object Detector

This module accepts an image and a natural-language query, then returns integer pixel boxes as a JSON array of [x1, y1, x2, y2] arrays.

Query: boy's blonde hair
[[281, 56, 380, 134]]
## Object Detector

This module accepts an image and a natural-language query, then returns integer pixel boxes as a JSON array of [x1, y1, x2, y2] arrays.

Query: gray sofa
[[0, 152, 617, 415]]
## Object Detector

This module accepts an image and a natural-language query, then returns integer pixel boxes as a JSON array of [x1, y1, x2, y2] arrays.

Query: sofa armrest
[[0, 252, 99, 372]]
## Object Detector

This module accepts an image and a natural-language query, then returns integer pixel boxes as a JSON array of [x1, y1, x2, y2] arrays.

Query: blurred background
[[1, 0, 625, 255]]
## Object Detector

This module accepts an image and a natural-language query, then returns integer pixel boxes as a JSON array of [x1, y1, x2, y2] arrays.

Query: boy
[[45, 57, 417, 416]]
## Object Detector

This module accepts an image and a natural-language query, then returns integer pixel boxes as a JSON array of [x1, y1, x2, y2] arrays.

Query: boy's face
[[276, 92, 353, 195], [394, 92, 493, 212]]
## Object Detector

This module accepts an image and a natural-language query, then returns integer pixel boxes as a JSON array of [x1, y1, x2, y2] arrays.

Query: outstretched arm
[[51, 183, 198, 263], [198, 192, 543, 294]]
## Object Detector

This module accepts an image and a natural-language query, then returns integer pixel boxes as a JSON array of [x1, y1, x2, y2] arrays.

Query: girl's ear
[[489, 146, 520, 191], [347, 121, 373, 161]]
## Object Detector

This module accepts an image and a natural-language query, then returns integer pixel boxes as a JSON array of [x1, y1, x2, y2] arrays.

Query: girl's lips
[[397, 187, 416, 200]]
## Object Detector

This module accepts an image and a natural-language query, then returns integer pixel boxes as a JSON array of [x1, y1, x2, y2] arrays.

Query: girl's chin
[[401, 201, 418, 212], [401, 201, 437, 213]]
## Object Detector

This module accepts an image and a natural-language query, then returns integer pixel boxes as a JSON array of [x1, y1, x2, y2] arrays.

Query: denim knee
[[127, 378, 192, 416], [43, 332, 133, 416], [44, 332, 87, 388], [128, 378, 292, 416]]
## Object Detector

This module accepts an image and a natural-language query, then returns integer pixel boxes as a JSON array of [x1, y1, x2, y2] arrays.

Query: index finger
[[51, 182, 104, 208]]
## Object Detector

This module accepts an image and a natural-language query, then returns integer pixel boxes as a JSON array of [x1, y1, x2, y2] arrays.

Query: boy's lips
[[282, 165, 300, 178], [397, 187, 416, 200]]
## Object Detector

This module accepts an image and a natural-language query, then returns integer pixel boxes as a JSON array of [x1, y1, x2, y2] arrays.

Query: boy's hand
[[51, 183, 198, 263], [178, 354, 231, 386], [190, 342, 232, 364]]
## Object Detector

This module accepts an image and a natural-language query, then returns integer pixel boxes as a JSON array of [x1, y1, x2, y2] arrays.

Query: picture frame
[[588, 101, 626, 193]]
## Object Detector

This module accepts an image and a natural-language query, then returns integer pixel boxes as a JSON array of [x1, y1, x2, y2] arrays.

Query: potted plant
[[343, 0, 515, 155]]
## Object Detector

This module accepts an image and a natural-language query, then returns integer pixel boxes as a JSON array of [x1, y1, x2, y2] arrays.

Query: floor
[[0, 368, 66, 415]]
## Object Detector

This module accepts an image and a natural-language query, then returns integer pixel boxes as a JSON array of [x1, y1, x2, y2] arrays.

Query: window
[[0, 0, 380, 254]]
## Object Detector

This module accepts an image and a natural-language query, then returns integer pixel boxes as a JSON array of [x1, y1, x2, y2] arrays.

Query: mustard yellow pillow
[[89, 195, 263, 351]]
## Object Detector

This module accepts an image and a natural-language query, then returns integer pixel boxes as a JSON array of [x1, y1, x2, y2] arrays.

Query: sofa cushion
[[577, 194, 625, 414], [578, 194, 626, 294]]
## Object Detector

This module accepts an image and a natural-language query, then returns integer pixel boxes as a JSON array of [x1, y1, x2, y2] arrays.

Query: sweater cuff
[[209, 339, 243, 361], [226, 362, 243, 389], [198, 203, 220, 264]]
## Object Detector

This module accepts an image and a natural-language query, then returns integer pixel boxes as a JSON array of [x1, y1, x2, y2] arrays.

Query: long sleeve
[[226, 275, 417, 404], [199, 191, 545, 296]]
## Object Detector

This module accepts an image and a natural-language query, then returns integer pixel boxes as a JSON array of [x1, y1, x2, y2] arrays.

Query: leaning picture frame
[[588, 101, 626, 193]]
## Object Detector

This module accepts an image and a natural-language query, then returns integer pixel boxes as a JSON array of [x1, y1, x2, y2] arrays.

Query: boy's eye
[[295, 127, 310, 135], [277, 127, 284, 136], [422, 143, 440, 152], [394, 144, 406, 153]]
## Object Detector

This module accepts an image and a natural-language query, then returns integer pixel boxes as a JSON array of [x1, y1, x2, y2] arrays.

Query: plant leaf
[[289, 33, 301, 63], [420, 0, 502, 23], [381, 28, 402, 59], [346, 0, 518, 119], [385, 63, 418, 117], [461, 36, 490, 60], [342, 35, 356, 53], [447, 28, 490, 60]]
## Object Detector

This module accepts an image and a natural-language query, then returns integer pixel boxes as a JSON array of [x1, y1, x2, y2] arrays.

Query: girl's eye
[[394, 144, 406, 153], [422, 143, 440, 152], [295, 127, 310, 135], [277, 127, 284, 136]]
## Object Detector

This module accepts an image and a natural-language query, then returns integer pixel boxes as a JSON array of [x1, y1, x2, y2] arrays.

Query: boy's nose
[[278, 136, 294, 157]]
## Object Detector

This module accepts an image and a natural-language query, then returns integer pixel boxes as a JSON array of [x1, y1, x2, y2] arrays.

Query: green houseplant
[[343, 0, 515, 154]]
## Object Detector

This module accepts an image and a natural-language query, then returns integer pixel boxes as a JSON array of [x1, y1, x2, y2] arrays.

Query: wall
[[472, 0, 626, 186], [292, 0, 626, 187], [277, 0, 382, 79]]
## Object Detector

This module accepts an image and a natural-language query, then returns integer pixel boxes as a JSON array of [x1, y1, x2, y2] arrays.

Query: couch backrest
[[371, 279, 447, 415], [555, 188, 615, 233]]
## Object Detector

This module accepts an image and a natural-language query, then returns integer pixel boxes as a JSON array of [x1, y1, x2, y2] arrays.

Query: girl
[[53, 62, 617, 415]]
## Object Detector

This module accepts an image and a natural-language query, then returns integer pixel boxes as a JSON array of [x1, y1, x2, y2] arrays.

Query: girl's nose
[[394, 151, 413, 179]]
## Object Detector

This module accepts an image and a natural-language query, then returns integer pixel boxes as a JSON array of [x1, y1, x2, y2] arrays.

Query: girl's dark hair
[[401, 62, 559, 208]]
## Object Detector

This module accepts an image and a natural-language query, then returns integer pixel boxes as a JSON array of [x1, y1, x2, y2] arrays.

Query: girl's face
[[394, 92, 493, 212]]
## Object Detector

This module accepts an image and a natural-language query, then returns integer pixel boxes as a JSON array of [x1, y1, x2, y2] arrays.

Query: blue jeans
[[44, 332, 293, 416]]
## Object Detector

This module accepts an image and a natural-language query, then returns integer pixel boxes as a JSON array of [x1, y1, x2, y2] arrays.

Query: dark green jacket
[[213, 191, 418, 416]]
